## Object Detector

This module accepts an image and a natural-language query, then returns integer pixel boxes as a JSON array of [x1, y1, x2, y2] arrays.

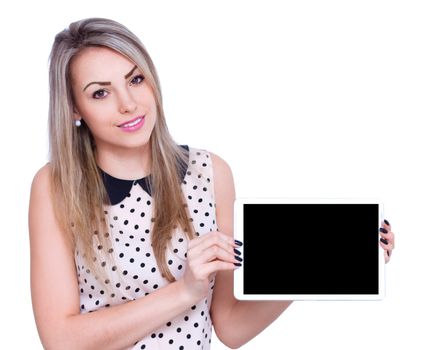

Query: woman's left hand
[[379, 219, 395, 263]]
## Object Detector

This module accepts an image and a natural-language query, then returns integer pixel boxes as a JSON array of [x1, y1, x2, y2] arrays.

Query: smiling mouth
[[118, 115, 145, 128]]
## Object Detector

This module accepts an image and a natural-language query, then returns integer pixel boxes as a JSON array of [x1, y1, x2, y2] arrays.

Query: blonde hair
[[48, 17, 194, 283]]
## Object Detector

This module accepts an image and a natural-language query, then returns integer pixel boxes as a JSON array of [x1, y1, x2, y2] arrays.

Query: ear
[[73, 108, 81, 122]]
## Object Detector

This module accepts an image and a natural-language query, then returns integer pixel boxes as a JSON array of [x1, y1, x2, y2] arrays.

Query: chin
[[122, 136, 152, 149]]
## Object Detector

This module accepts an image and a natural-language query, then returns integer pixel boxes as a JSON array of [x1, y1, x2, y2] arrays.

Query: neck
[[95, 142, 152, 180]]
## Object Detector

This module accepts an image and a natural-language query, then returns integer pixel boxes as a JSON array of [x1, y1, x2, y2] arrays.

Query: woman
[[29, 18, 395, 349]]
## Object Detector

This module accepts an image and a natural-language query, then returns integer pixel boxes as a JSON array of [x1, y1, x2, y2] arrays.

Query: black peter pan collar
[[99, 145, 189, 205]]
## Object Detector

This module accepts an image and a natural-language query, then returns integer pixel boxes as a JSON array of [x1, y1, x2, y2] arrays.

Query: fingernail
[[235, 255, 243, 262], [234, 262, 242, 267], [384, 219, 390, 226], [387, 250, 390, 257], [234, 248, 242, 255], [235, 240, 243, 246], [380, 238, 389, 245], [379, 227, 388, 233]]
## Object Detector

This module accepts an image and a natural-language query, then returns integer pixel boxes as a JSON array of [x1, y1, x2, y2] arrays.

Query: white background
[[1, 0, 441, 349]]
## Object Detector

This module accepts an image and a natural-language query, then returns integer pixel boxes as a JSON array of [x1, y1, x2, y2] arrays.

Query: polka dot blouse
[[75, 146, 218, 349]]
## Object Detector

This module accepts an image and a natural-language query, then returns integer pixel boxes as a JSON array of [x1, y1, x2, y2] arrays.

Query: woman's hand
[[379, 219, 395, 263], [182, 231, 242, 302]]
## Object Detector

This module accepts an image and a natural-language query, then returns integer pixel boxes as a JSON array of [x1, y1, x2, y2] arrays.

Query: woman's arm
[[209, 153, 292, 349], [29, 164, 209, 350]]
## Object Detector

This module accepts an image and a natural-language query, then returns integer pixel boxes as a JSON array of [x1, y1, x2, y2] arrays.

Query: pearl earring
[[75, 119, 82, 127]]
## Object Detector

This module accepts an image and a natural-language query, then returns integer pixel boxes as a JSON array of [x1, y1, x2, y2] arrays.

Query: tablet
[[233, 198, 385, 300]]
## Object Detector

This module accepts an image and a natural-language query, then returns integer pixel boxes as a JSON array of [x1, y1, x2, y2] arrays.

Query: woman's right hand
[[181, 231, 242, 301]]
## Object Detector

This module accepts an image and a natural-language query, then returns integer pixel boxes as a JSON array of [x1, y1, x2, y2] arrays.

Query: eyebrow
[[82, 65, 138, 92]]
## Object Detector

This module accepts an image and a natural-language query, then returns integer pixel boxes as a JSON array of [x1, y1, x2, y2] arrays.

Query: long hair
[[48, 17, 195, 283]]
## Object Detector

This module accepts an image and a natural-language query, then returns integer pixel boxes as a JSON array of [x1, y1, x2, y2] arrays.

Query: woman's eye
[[92, 89, 108, 99], [131, 74, 145, 85]]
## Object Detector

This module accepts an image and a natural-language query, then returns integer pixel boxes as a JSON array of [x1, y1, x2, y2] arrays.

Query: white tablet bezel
[[233, 198, 385, 301]]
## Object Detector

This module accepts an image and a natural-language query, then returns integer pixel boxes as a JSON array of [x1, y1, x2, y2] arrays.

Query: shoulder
[[187, 146, 233, 181], [29, 162, 74, 259], [209, 151, 233, 181], [29, 163, 56, 228], [184, 146, 235, 197], [30, 162, 53, 195], [206, 151, 235, 235], [207, 149, 235, 201]]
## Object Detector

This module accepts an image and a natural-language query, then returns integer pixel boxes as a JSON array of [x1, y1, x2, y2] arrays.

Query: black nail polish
[[387, 250, 390, 257], [234, 262, 242, 267], [235, 255, 243, 262], [380, 227, 388, 233], [384, 219, 390, 226], [234, 248, 242, 255], [235, 240, 243, 246], [380, 238, 389, 245]]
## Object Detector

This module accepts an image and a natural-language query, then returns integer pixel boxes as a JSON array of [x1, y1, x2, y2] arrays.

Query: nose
[[117, 90, 137, 115]]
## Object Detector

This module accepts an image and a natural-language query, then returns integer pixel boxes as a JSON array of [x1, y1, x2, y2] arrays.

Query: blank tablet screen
[[242, 203, 380, 296]]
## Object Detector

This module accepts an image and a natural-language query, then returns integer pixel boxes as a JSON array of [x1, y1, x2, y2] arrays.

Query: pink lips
[[118, 115, 145, 132]]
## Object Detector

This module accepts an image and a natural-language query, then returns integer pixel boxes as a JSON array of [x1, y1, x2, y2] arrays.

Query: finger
[[214, 230, 244, 248], [384, 231, 395, 249], [384, 249, 390, 263], [190, 245, 238, 268], [380, 242, 391, 263], [389, 231, 395, 249], [379, 232, 391, 243], [379, 239, 392, 251], [193, 244, 239, 266], [379, 227, 389, 237], [380, 229, 395, 250], [188, 231, 235, 257], [380, 220, 392, 237], [379, 227, 395, 247], [380, 237, 389, 246], [382, 219, 391, 230], [189, 231, 235, 250]]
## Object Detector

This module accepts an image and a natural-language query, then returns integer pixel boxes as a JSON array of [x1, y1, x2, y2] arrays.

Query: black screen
[[243, 204, 379, 295]]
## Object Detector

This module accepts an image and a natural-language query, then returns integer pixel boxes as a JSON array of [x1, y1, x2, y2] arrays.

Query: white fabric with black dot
[[75, 146, 217, 349]]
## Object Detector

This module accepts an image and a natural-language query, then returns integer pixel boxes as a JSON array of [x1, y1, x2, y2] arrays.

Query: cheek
[[82, 106, 116, 134], [136, 85, 157, 107]]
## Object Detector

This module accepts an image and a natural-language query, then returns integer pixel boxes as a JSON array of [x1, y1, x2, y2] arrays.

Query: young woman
[[29, 17, 395, 349]]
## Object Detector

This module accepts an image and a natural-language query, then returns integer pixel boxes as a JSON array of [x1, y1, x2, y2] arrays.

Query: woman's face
[[70, 46, 157, 153]]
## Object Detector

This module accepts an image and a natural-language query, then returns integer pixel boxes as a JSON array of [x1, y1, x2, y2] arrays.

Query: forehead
[[70, 46, 136, 83]]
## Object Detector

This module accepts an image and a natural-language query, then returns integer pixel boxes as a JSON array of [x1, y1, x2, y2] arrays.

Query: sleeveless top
[[74, 146, 218, 349]]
